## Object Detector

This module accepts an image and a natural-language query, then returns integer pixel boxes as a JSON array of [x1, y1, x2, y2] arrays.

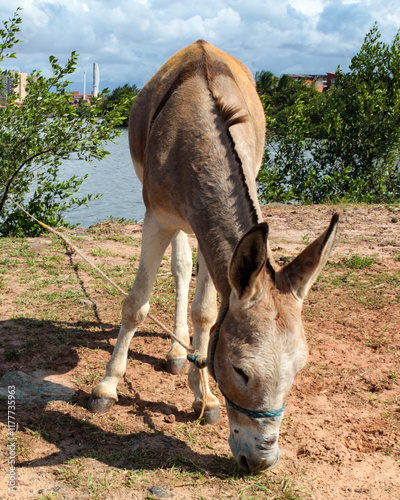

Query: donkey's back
[[128, 40, 266, 233]]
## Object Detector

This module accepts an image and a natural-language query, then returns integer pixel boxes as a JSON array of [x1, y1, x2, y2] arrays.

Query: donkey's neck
[[187, 161, 262, 303]]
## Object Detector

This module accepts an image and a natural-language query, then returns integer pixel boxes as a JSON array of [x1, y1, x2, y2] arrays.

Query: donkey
[[89, 40, 338, 472]]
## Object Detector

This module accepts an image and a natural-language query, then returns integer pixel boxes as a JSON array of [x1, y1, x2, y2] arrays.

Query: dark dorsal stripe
[[150, 59, 204, 128]]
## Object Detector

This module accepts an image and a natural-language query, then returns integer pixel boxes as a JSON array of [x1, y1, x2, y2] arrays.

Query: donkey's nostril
[[238, 454, 250, 472], [265, 435, 278, 446], [256, 435, 278, 451]]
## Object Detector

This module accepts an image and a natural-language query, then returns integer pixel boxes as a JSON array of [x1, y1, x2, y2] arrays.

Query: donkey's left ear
[[282, 214, 339, 301], [229, 222, 269, 303]]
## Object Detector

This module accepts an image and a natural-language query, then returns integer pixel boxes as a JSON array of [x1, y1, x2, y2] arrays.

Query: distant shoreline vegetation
[[256, 23, 400, 205], [99, 84, 139, 127]]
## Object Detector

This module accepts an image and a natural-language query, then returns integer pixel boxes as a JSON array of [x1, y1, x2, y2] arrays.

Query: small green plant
[[4, 344, 19, 360], [90, 247, 113, 257], [192, 247, 198, 270], [104, 215, 139, 224], [301, 234, 310, 246], [365, 329, 393, 349], [59, 457, 86, 485], [342, 253, 376, 269]]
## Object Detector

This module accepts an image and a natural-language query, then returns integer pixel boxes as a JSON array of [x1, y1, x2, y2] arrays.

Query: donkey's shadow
[[11, 406, 234, 476], [0, 316, 233, 476]]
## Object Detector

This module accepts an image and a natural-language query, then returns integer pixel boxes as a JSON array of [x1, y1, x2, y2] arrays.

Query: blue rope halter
[[187, 353, 207, 368], [220, 388, 286, 419]]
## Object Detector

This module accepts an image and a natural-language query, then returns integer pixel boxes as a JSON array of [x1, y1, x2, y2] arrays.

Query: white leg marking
[[92, 211, 175, 401], [189, 248, 219, 413], [167, 230, 192, 368]]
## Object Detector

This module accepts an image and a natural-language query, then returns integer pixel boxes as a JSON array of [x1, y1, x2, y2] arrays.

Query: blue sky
[[1, 1, 400, 93]]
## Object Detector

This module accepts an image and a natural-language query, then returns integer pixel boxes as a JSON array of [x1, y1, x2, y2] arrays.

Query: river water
[[61, 128, 146, 227]]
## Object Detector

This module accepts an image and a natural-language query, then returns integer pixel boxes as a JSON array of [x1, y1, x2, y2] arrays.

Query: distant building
[[70, 90, 94, 107], [1, 74, 14, 99], [69, 64, 99, 106], [1, 71, 37, 101], [288, 72, 336, 92]]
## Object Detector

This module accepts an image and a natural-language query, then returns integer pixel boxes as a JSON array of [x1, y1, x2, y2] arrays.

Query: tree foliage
[[0, 9, 130, 236], [258, 24, 400, 204], [100, 83, 139, 126], [256, 71, 321, 133], [255, 70, 278, 96]]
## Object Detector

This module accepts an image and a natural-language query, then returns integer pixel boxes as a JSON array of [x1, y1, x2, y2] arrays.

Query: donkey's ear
[[229, 223, 269, 302], [282, 214, 339, 301]]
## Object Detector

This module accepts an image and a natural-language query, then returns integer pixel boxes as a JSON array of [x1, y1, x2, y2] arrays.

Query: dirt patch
[[0, 204, 399, 499]]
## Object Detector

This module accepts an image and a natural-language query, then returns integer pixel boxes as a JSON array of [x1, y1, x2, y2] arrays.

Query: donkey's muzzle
[[237, 446, 281, 472]]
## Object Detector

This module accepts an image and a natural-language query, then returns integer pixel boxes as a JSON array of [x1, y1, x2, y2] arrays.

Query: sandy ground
[[0, 204, 399, 499]]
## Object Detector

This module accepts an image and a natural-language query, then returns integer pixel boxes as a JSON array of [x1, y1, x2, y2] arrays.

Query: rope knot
[[187, 352, 207, 369]]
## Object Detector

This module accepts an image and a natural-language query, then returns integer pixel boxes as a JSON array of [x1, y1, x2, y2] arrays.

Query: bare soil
[[0, 204, 399, 499]]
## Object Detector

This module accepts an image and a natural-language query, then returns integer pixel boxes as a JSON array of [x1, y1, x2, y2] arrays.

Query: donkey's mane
[[198, 41, 260, 227], [212, 94, 259, 227], [151, 40, 260, 227]]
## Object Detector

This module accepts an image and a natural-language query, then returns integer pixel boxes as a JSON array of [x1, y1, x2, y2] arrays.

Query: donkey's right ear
[[229, 223, 269, 303]]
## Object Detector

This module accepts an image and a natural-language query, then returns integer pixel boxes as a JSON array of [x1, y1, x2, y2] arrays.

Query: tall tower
[[83, 70, 86, 99], [93, 63, 99, 97]]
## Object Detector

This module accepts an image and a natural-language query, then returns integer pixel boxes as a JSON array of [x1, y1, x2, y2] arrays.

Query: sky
[[1, 0, 400, 93]]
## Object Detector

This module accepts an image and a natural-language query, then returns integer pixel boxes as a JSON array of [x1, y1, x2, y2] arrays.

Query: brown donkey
[[89, 40, 338, 472]]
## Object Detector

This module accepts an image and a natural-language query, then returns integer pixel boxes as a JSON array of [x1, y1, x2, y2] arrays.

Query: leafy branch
[[0, 9, 131, 236]]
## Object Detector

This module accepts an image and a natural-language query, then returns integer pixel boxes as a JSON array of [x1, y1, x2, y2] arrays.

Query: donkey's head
[[209, 215, 339, 472]]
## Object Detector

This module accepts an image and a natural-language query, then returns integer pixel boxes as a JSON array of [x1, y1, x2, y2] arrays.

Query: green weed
[[342, 253, 376, 269], [90, 247, 114, 257], [4, 344, 19, 360], [301, 234, 310, 246]]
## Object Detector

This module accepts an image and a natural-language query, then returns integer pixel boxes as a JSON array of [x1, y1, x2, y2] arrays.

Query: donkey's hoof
[[167, 358, 188, 374], [194, 406, 221, 425], [88, 394, 117, 414], [203, 407, 221, 425]]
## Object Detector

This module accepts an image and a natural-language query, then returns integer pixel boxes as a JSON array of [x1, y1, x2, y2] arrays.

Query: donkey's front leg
[[189, 248, 220, 424], [167, 230, 192, 374], [88, 213, 174, 413]]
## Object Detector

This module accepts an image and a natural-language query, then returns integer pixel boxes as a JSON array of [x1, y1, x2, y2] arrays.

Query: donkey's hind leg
[[189, 248, 220, 424], [88, 212, 175, 413], [167, 230, 192, 374]]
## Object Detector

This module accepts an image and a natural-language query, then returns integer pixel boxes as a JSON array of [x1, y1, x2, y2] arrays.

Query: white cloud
[[1, 0, 399, 91], [289, 0, 325, 17]]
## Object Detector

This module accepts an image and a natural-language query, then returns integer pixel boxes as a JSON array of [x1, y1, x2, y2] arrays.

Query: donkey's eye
[[233, 366, 249, 384]]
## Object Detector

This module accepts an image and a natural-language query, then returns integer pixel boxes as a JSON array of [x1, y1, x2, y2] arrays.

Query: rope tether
[[7, 195, 209, 419]]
